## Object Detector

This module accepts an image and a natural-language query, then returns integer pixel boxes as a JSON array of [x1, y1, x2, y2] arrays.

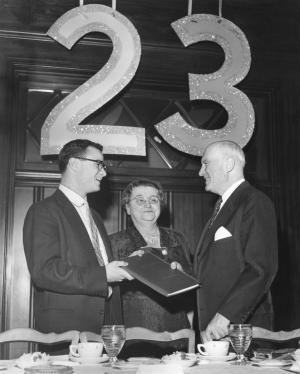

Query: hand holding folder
[[122, 252, 200, 297]]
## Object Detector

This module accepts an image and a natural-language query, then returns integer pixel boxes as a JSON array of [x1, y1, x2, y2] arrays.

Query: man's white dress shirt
[[219, 179, 245, 212], [59, 184, 112, 296]]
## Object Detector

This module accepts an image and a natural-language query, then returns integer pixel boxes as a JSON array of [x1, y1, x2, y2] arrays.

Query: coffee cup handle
[[197, 344, 208, 355], [69, 345, 79, 357]]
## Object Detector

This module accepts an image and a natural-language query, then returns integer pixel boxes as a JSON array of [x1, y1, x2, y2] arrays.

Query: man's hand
[[201, 313, 230, 342], [129, 250, 144, 257], [170, 261, 183, 272], [105, 261, 134, 282]]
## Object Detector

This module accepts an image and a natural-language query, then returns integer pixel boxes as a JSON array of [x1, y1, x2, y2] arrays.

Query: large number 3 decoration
[[155, 15, 254, 156], [41, 5, 143, 156]]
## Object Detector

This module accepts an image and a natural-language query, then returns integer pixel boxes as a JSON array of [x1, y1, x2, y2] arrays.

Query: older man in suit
[[23, 139, 133, 339], [194, 141, 278, 342]]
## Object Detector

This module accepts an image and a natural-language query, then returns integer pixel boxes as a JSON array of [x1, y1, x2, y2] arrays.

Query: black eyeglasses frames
[[74, 157, 107, 171]]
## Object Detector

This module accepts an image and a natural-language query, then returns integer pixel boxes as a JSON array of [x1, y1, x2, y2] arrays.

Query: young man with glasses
[[23, 139, 133, 352]]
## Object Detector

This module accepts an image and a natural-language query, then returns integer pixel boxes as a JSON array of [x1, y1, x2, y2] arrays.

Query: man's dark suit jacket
[[23, 189, 122, 334], [194, 181, 278, 332]]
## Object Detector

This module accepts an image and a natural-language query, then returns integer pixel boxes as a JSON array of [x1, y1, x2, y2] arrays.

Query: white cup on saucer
[[69, 342, 103, 358], [197, 341, 229, 356]]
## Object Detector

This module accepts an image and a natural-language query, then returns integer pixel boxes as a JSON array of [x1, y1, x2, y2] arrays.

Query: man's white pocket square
[[214, 226, 232, 241]]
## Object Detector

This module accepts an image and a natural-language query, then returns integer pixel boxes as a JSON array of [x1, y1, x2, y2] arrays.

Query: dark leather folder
[[122, 252, 200, 297]]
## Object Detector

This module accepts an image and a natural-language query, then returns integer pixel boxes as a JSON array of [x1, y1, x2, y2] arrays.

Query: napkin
[[136, 364, 184, 374]]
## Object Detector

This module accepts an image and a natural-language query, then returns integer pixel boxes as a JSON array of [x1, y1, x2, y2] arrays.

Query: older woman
[[109, 179, 194, 357]]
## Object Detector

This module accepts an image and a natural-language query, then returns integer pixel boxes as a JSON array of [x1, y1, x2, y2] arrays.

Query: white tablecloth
[[0, 357, 297, 374]]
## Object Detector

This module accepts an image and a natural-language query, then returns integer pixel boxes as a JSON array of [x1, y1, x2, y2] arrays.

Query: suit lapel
[[53, 190, 99, 263], [196, 181, 249, 265], [198, 200, 235, 261], [193, 220, 210, 274]]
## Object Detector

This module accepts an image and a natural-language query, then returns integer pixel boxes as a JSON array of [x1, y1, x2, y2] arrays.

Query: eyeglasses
[[75, 157, 107, 171], [129, 195, 160, 206]]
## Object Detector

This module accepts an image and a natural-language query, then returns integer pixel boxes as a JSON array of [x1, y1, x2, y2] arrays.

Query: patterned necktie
[[209, 197, 223, 228], [85, 203, 104, 266]]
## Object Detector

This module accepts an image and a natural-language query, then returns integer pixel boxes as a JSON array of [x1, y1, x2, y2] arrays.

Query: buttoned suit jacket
[[193, 181, 278, 331], [23, 189, 122, 334]]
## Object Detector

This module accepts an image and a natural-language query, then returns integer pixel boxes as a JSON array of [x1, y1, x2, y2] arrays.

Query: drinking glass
[[101, 325, 126, 365], [229, 324, 252, 365]]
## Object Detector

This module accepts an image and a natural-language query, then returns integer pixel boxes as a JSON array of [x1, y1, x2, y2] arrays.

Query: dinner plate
[[252, 359, 293, 367], [128, 358, 161, 366], [162, 358, 197, 368], [15, 360, 52, 369], [251, 357, 266, 363], [199, 352, 236, 362], [68, 355, 109, 364], [127, 357, 151, 362], [112, 361, 141, 370]]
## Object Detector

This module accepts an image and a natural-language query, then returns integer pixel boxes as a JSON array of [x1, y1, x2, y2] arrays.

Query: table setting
[[1, 324, 300, 374]]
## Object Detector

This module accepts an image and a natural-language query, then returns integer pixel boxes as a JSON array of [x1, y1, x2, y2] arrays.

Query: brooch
[[161, 248, 168, 255]]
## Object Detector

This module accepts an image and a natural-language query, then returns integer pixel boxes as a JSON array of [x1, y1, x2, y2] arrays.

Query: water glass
[[229, 324, 252, 365], [101, 325, 126, 365]]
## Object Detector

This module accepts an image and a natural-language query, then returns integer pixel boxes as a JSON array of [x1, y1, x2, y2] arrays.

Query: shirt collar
[[59, 184, 86, 207], [221, 179, 245, 207]]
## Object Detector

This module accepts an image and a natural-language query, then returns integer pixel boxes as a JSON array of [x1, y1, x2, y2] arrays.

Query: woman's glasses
[[129, 196, 160, 205]]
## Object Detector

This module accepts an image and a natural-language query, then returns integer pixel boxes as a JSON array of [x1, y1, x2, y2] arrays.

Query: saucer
[[199, 352, 236, 362], [69, 355, 108, 364]]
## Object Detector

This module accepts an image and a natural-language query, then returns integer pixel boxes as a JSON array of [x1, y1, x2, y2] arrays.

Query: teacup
[[197, 341, 229, 357], [69, 342, 103, 358]]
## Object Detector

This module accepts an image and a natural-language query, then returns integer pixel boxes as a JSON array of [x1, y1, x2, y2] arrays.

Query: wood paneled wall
[[271, 53, 300, 331]]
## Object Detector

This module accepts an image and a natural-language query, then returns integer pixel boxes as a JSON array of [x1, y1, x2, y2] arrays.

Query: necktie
[[85, 203, 104, 266], [209, 197, 223, 228]]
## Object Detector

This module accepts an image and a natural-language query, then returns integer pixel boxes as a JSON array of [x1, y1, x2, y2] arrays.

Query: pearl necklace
[[140, 228, 159, 244]]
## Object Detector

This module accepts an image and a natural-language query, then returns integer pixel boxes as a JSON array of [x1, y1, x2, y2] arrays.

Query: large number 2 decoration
[[155, 15, 254, 156], [41, 4, 143, 156]]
